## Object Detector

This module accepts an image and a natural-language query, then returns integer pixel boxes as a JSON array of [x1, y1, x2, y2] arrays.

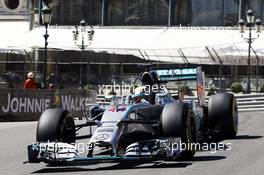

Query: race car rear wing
[[155, 68, 197, 81], [155, 67, 206, 106]]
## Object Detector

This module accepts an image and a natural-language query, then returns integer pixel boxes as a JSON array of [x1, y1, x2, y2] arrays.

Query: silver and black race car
[[27, 67, 238, 165]]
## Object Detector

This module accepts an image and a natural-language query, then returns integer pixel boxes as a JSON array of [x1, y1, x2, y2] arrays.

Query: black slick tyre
[[161, 102, 197, 159], [36, 108, 75, 143], [208, 93, 238, 138]]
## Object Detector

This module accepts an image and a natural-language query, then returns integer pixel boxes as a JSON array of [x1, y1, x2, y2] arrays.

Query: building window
[[107, 0, 169, 25], [173, 0, 192, 26], [51, 0, 102, 25], [4, 0, 20, 10], [190, 0, 224, 26], [223, 0, 239, 26], [241, 0, 263, 20], [2, 0, 23, 12]]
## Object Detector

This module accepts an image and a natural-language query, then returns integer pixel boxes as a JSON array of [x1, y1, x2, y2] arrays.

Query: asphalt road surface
[[0, 112, 264, 175]]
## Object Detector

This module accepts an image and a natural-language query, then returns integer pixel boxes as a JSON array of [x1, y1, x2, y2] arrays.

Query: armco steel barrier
[[96, 94, 264, 112], [233, 94, 264, 112], [184, 94, 264, 112]]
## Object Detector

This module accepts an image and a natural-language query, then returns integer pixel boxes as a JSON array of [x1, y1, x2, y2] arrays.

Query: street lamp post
[[238, 9, 262, 94], [73, 20, 94, 88], [41, 4, 52, 88]]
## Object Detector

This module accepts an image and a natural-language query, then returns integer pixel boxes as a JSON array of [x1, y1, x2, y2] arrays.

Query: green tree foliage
[[207, 87, 216, 96], [260, 84, 264, 93], [230, 82, 243, 93], [179, 84, 191, 95]]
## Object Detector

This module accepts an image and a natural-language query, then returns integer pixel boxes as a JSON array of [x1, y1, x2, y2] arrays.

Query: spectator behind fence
[[49, 83, 56, 90], [24, 72, 38, 90]]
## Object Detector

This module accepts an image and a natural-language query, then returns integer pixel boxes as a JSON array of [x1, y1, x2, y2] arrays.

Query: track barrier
[[97, 93, 264, 112], [0, 89, 97, 121]]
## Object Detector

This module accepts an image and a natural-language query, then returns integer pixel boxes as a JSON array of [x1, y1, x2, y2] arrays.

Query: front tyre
[[208, 93, 238, 138], [36, 108, 75, 143], [161, 102, 197, 159]]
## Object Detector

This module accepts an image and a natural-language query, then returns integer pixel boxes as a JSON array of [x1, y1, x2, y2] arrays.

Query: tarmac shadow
[[32, 161, 191, 174], [193, 155, 226, 161], [32, 155, 227, 173], [230, 135, 263, 140], [202, 135, 263, 143]]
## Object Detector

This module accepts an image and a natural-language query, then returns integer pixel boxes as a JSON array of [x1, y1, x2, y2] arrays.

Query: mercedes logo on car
[[95, 133, 110, 141]]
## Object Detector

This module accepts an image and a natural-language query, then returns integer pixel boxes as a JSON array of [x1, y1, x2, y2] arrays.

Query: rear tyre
[[36, 108, 75, 143], [161, 102, 197, 159], [208, 93, 238, 138]]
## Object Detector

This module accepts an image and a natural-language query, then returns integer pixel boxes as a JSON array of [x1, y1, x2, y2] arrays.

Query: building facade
[[1, 0, 264, 90], [44, 0, 264, 90], [49, 0, 264, 26], [0, 0, 31, 88]]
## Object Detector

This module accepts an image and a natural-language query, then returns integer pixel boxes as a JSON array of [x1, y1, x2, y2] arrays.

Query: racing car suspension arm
[[75, 121, 97, 130], [75, 121, 97, 140], [75, 134, 93, 140], [118, 120, 160, 125]]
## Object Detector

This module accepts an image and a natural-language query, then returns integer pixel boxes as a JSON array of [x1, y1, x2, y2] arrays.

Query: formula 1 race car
[[27, 67, 238, 165]]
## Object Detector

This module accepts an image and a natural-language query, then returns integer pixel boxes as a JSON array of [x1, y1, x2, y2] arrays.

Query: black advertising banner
[[0, 89, 97, 121]]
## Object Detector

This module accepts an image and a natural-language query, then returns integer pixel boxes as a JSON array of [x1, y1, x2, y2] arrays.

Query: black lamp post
[[238, 9, 262, 94], [73, 19, 94, 88], [41, 4, 52, 88]]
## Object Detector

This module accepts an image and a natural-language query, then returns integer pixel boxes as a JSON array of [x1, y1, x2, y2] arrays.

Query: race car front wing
[[27, 138, 182, 165]]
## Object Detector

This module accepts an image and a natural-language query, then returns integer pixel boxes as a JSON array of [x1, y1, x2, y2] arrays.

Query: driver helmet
[[132, 86, 146, 103]]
